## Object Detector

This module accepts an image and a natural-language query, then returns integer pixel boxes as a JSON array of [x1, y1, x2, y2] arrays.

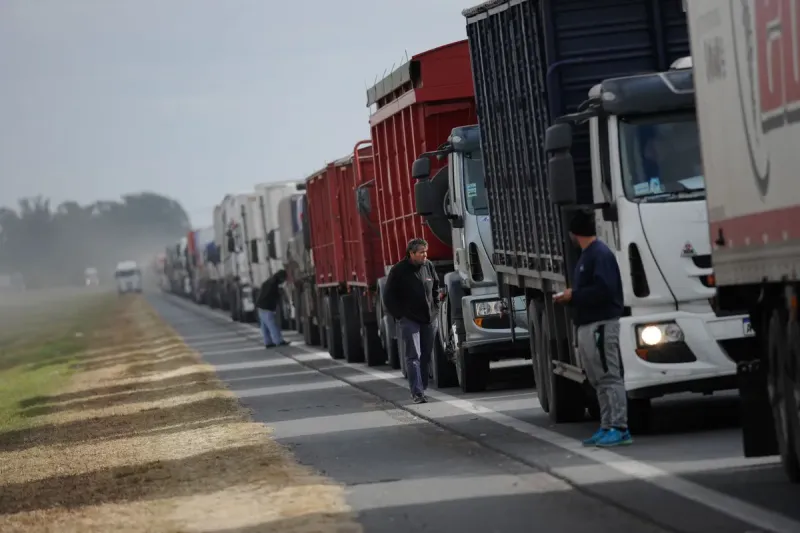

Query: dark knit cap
[[568, 209, 596, 237]]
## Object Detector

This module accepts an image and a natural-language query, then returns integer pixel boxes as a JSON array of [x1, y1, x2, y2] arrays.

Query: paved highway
[[154, 292, 800, 533]]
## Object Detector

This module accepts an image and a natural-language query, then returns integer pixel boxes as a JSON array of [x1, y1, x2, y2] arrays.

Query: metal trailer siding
[[339, 143, 384, 286], [368, 40, 477, 266], [464, 0, 689, 283], [306, 163, 344, 287]]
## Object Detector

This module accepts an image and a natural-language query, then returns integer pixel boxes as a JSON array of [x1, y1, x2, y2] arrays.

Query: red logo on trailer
[[732, 0, 800, 198]]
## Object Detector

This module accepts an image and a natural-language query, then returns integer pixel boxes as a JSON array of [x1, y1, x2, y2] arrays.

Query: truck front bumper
[[619, 310, 756, 398]]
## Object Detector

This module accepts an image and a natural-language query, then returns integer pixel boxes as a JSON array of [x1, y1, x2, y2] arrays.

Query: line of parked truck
[[157, 0, 800, 484]]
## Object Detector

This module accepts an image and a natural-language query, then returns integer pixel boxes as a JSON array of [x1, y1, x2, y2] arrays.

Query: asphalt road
[[153, 293, 800, 533]]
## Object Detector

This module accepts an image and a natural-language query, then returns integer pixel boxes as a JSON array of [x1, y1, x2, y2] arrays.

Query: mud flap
[[738, 359, 779, 457]]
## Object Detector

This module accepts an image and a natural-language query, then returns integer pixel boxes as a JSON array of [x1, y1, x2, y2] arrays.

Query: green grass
[[0, 292, 118, 430]]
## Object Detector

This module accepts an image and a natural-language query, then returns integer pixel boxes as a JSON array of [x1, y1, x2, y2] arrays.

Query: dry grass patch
[[0, 296, 362, 533]]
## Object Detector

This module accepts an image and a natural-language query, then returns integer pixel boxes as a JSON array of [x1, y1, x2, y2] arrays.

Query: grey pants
[[397, 318, 436, 396], [577, 320, 627, 429]]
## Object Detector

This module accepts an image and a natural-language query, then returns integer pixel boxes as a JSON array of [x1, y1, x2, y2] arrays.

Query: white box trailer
[[688, 0, 800, 483]]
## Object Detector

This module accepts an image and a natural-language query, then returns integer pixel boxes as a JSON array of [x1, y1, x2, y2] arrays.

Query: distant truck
[[84, 267, 99, 286], [687, 0, 800, 483], [463, 0, 752, 427], [115, 261, 142, 294], [253, 181, 301, 329], [219, 193, 257, 322], [277, 188, 320, 345]]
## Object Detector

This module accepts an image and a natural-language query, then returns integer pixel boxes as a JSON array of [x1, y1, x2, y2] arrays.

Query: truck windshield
[[618, 113, 705, 203], [463, 150, 489, 215]]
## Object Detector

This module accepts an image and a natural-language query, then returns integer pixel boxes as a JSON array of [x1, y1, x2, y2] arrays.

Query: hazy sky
[[0, 0, 473, 226]]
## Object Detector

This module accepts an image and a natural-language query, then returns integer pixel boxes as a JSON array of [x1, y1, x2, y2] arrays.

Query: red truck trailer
[[369, 40, 477, 369], [305, 143, 384, 364]]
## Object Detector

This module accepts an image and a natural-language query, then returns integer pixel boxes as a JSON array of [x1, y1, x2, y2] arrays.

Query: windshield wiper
[[639, 190, 706, 203]]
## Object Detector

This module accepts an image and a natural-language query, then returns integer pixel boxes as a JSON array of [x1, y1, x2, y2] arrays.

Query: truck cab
[[411, 125, 529, 392], [545, 58, 755, 408], [221, 193, 256, 322], [115, 261, 142, 294]]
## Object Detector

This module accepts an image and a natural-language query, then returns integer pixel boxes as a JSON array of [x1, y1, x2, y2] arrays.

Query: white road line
[[168, 296, 800, 533]]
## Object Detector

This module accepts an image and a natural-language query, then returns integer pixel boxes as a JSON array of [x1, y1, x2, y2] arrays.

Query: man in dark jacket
[[256, 269, 290, 348], [383, 238, 440, 403], [553, 210, 629, 447]]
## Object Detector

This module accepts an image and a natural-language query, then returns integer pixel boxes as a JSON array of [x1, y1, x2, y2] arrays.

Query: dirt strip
[[0, 295, 361, 533]]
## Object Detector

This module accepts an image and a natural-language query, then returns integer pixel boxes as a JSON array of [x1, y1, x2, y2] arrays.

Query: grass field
[[0, 291, 361, 532]]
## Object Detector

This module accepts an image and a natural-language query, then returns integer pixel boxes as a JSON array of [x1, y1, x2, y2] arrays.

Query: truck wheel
[[324, 295, 344, 359], [768, 309, 800, 483], [542, 312, 585, 423], [455, 345, 489, 393], [339, 294, 364, 363], [528, 301, 550, 413], [432, 329, 458, 388], [786, 316, 800, 473], [627, 398, 652, 434], [361, 302, 385, 367]]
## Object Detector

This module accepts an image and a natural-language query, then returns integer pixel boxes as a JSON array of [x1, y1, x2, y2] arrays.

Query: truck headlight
[[636, 322, 683, 347], [473, 299, 503, 317]]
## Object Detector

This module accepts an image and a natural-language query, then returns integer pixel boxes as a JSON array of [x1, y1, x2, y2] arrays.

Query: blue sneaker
[[582, 428, 608, 446], [595, 428, 633, 447]]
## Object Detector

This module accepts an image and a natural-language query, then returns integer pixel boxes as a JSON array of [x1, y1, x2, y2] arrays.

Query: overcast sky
[[0, 0, 473, 226]]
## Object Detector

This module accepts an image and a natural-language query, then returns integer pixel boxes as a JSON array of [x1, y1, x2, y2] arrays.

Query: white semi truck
[[411, 126, 530, 392], [254, 181, 301, 329], [220, 193, 256, 322], [688, 0, 800, 483], [464, 0, 752, 428]]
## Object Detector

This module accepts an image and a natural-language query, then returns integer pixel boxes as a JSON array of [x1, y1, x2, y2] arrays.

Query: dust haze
[[0, 192, 190, 291]]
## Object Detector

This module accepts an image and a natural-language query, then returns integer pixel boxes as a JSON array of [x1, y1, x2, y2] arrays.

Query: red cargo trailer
[[368, 40, 477, 369], [304, 143, 384, 365]]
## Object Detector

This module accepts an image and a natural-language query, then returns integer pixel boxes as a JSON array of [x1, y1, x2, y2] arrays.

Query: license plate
[[743, 318, 755, 337]]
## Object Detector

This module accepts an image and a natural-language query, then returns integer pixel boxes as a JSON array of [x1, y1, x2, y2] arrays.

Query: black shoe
[[278, 340, 291, 346], [412, 394, 427, 404], [265, 343, 276, 348]]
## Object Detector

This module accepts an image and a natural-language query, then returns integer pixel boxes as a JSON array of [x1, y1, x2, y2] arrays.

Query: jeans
[[397, 317, 437, 396], [258, 308, 284, 345]]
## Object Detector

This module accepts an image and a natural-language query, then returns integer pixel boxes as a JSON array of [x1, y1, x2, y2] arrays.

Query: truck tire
[[768, 308, 800, 483], [455, 345, 489, 393], [377, 296, 401, 369], [527, 301, 550, 413], [541, 312, 585, 423], [339, 293, 364, 363], [324, 295, 344, 360], [361, 299, 385, 367], [432, 329, 458, 388]]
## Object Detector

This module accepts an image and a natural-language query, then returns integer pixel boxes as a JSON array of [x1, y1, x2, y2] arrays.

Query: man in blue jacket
[[554, 210, 631, 447]]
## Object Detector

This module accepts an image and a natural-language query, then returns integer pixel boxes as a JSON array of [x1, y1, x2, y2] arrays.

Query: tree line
[[0, 192, 191, 288]]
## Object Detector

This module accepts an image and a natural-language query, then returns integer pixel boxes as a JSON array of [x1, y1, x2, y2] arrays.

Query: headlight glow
[[636, 322, 684, 347]]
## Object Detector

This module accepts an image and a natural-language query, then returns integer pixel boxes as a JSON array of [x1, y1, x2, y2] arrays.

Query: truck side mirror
[[545, 123, 573, 152], [226, 230, 236, 253], [266, 229, 277, 260], [545, 124, 577, 206], [295, 182, 307, 191], [411, 157, 431, 180], [414, 181, 436, 216], [356, 186, 371, 216]]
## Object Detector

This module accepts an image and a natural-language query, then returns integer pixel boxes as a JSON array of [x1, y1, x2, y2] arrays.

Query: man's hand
[[553, 288, 572, 304], [437, 288, 446, 302]]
